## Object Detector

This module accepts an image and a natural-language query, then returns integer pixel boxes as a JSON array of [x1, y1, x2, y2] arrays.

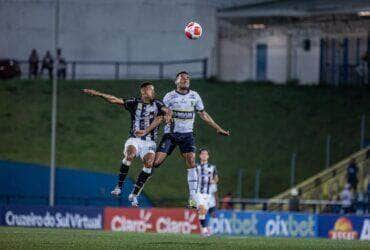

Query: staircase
[[269, 147, 370, 212]]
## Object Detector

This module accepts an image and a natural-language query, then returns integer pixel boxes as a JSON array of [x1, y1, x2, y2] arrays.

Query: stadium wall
[[218, 21, 368, 84], [0, 0, 218, 78], [218, 28, 321, 84], [0, 160, 152, 207]]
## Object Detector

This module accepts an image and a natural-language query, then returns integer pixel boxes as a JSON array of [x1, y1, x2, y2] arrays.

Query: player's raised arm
[[82, 89, 124, 106], [198, 110, 230, 136]]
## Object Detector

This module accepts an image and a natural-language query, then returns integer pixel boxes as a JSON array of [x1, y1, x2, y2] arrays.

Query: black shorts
[[157, 133, 196, 155]]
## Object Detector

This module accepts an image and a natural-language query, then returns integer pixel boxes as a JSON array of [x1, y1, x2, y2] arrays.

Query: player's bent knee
[[198, 205, 207, 215]]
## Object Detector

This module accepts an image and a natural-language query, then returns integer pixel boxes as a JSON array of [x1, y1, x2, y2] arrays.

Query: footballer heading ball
[[185, 22, 202, 40]]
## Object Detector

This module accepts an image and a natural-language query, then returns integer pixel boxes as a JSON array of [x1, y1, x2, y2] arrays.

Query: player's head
[[199, 148, 209, 163], [175, 71, 190, 90], [140, 82, 155, 101]]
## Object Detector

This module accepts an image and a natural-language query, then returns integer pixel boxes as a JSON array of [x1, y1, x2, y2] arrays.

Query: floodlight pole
[[49, 0, 60, 207]]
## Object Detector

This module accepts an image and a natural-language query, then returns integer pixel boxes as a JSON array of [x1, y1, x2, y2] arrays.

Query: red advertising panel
[[104, 207, 200, 234]]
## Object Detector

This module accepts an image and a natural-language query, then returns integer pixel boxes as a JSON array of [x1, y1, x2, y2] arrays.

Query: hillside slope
[[1, 79, 370, 205]]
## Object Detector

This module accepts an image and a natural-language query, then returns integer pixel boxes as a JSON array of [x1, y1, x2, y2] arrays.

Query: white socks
[[187, 167, 198, 199]]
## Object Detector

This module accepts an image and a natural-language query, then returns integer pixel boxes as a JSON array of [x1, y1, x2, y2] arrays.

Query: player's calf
[[184, 153, 197, 207], [129, 154, 154, 206], [111, 157, 133, 197], [198, 205, 210, 237]]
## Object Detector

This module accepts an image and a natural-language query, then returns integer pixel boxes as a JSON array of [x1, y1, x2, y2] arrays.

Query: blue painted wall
[[0, 160, 152, 207]]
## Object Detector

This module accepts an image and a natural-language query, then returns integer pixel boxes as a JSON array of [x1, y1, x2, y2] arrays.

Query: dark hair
[[199, 148, 209, 155], [140, 82, 153, 89], [176, 71, 189, 78]]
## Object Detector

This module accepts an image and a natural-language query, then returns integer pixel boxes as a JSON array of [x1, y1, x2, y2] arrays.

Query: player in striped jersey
[[195, 148, 219, 237], [83, 82, 170, 206]]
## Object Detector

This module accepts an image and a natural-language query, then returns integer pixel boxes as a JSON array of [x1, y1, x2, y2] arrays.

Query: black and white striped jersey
[[196, 163, 218, 194], [123, 98, 165, 141]]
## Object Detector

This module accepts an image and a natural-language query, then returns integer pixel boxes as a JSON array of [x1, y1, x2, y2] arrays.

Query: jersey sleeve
[[155, 99, 165, 116], [123, 98, 137, 112], [195, 92, 205, 111]]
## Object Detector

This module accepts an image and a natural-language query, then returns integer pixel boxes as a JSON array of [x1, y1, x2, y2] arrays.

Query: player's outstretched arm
[[82, 89, 124, 105], [134, 116, 164, 137], [198, 110, 230, 136]]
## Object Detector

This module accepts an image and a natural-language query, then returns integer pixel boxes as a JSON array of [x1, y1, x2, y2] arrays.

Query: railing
[[17, 58, 209, 80], [3, 194, 367, 215], [223, 198, 365, 214], [269, 147, 370, 212]]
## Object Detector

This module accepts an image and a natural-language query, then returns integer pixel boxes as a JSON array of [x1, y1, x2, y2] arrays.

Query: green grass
[[1, 79, 370, 205], [0, 227, 369, 249]]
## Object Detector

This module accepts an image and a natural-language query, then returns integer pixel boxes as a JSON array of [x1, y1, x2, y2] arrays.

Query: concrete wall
[[252, 34, 288, 83], [218, 20, 368, 84], [219, 32, 290, 83], [218, 37, 250, 81], [292, 36, 320, 85], [0, 0, 218, 78]]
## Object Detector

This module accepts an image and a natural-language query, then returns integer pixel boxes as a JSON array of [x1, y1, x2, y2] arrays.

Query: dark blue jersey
[[123, 98, 165, 141]]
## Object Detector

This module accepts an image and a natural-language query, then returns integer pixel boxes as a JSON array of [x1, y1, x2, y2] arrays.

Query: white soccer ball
[[184, 21, 202, 40]]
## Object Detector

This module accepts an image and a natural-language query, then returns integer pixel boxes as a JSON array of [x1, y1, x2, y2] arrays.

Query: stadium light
[[247, 23, 266, 29], [49, 0, 60, 207], [358, 11, 370, 17]]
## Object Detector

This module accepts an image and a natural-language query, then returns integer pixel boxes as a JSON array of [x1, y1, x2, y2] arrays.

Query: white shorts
[[195, 193, 212, 210], [124, 138, 156, 160]]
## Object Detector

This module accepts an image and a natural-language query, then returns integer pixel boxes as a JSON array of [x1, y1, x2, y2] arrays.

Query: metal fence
[[18, 58, 209, 80], [221, 198, 369, 215], [3, 195, 369, 215]]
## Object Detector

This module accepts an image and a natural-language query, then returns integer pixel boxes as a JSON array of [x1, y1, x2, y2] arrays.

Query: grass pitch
[[0, 227, 369, 249]]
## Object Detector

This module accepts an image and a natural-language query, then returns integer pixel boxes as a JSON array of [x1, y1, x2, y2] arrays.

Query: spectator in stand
[[221, 192, 232, 210], [340, 184, 353, 214], [346, 158, 359, 192], [288, 188, 300, 212], [367, 181, 370, 214], [40, 51, 53, 79], [28, 49, 39, 79], [57, 48, 67, 79], [355, 51, 369, 84], [355, 191, 367, 215]]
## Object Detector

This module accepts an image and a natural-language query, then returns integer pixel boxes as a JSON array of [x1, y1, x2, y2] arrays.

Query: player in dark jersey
[[83, 82, 170, 206]]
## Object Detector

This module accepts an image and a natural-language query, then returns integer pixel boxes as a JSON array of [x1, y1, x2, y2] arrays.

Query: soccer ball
[[185, 22, 202, 40]]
